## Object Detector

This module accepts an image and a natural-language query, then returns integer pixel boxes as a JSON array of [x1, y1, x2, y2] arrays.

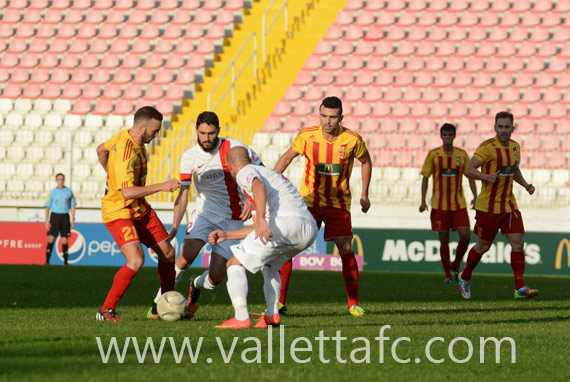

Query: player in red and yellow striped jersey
[[274, 96, 372, 317], [94, 106, 180, 321], [420, 123, 477, 283], [460, 111, 538, 300]]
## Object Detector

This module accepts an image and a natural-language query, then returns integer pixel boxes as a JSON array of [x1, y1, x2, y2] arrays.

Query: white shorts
[[185, 210, 244, 260], [231, 216, 318, 273]]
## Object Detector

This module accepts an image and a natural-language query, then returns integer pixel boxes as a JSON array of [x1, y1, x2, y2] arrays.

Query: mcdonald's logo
[[555, 239, 570, 270], [324, 163, 334, 173], [333, 234, 366, 264]]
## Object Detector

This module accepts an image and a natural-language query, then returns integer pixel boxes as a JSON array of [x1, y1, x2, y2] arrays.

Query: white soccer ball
[[157, 291, 187, 321]]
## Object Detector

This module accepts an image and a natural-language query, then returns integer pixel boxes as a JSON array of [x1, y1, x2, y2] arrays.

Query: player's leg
[[333, 236, 363, 316], [504, 211, 538, 298], [438, 231, 452, 282], [45, 234, 56, 265], [459, 237, 492, 299], [452, 227, 471, 277], [217, 256, 251, 329], [60, 214, 71, 265], [151, 239, 176, 294], [186, 252, 227, 318]]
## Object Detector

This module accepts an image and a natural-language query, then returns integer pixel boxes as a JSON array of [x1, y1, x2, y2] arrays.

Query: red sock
[[158, 260, 175, 293], [102, 265, 137, 311], [278, 259, 293, 305], [461, 247, 483, 281], [440, 245, 451, 278], [452, 241, 469, 270], [511, 251, 526, 290], [340, 252, 359, 307]]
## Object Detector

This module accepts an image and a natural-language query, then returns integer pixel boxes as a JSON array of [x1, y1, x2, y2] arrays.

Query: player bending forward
[[209, 147, 318, 329]]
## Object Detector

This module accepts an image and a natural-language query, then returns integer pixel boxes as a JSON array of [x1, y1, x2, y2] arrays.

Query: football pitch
[[1, 264, 569, 382]]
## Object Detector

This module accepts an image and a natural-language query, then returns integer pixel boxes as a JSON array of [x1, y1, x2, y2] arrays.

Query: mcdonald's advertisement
[[332, 229, 570, 276]]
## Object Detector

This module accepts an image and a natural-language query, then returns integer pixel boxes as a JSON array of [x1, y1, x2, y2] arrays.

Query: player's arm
[[44, 206, 51, 232], [251, 177, 272, 244], [70, 206, 76, 229], [419, 176, 429, 212], [465, 157, 499, 184], [514, 167, 535, 195], [468, 177, 478, 208], [209, 225, 256, 244], [168, 184, 190, 240], [121, 179, 180, 200], [273, 147, 299, 174], [96, 143, 109, 173], [358, 152, 372, 213]]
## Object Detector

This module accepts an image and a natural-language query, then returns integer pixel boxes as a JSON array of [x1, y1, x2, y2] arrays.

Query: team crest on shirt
[[514, 148, 520, 166], [456, 157, 461, 167], [339, 145, 348, 160]]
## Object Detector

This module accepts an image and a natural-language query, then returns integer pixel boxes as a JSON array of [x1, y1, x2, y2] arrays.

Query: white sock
[[226, 265, 249, 321], [154, 265, 185, 302], [195, 270, 216, 290], [262, 265, 280, 316]]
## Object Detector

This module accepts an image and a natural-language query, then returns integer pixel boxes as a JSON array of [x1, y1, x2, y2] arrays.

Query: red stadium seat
[[355, 71, 374, 87], [385, 56, 404, 72], [173, 12, 192, 25], [323, 25, 343, 41], [140, 24, 160, 39], [384, 88, 402, 102], [441, 88, 460, 103], [71, 99, 92, 114], [407, 26, 427, 42], [82, 84, 101, 100], [537, 42, 557, 58], [7, 38, 26, 54], [69, 39, 89, 54], [345, 56, 364, 71], [335, 10, 353, 26], [372, 102, 391, 118], [344, 87, 363, 102], [335, 71, 353, 86], [51, 68, 71, 84], [385, 26, 406, 42], [304, 55, 322, 70], [314, 40, 333, 56], [529, 104, 548, 119], [410, 102, 429, 118], [520, 89, 541, 104], [323, 56, 343, 71], [403, 87, 421, 102], [523, 136, 541, 152], [363, 25, 383, 41], [335, 41, 354, 55], [132, 68, 153, 85], [313, 71, 334, 86], [394, 71, 414, 87], [292, 101, 313, 117], [554, 72, 570, 89], [304, 87, 323, 102], [392, 102, 410, 117], [407, 134, 424, 149], [360, 117, 380, 133], [92, 99, 114, 115], [123, 85, 143, 100], [282, 116, 302, 132], [394, 150, 413, 167], [467, 103, 487, 119], [364, 56, 385, 72], [273, 101, 292, 117], [549, 104, 568, 119], [150, 9, 170, 25], [516, 120, 535, 134], [345, 25, 364, 41], [11, 68, 28, 85], [153, 69, 173, 86], [293, 70, 312, 86]]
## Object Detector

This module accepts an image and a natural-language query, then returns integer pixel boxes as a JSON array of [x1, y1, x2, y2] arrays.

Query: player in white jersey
[[148, 112, 261, 319], [209, 146, 318, 329]]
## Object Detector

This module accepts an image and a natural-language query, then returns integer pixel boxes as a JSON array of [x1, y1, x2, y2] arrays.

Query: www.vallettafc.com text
[[96, 325, 516, 364]]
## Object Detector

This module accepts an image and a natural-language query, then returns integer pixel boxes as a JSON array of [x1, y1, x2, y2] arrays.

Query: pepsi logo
[[55, 230, 86, 264]]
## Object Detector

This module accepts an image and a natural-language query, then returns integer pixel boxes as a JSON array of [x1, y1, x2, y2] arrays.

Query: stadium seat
[[363, 25, 383, 41], [410, 102, 429, 118], [456, 41, 475, 57], [92, 69, 112, 85], [60, 84, 81, 100], [71, 100, 92, 114], [82, 84, 101, 100]]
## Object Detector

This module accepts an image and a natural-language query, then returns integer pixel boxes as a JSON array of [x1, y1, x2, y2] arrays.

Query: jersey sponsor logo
[[339, 145, 347, 160], [55, 230, 86, 264], [200, 171, 224, 180], [317, 162, 341, 176], [442, 168, 457, 177], [555, 238, 570, 270], [499, 165, 515, 177]]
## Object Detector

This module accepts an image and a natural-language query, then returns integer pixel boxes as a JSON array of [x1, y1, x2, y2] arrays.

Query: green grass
[[1, 265, 569, 382]]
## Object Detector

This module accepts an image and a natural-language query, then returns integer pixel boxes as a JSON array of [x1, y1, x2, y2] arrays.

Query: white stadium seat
[[0, 163, 16, 177], [35, 163, 54, 178], [63, 114, 82, 130], [84, 114, 104, 130], [6, 146, 25, 162], [73, 131, 93, 147], [26, 146, 45, 162], [44, 114, 63, 130], [6, 180, 25, 198], [44, 147, 63, 162], [15, 163, 35, 179], [5, 113, 23, 129], [34, 130, 53, 146], [105, 115, 125, 130], [53, 131, 72, 147], [53, 99, 72, 114], [24, 180, 46, 199], [0, 98, 13, 114], [82, 148, 99, 163], [72, 163, 92, 180], [24, 114, 43, 130], [0, 130, 14, 146], [33, 99, 52, 114], [13, 99, 32, 114]]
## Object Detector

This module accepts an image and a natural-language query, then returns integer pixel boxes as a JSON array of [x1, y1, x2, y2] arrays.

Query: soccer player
[[460, 111, 538, 299], [419, 123, 477, 283], [273, 96, 372, 317], [209, 146, 318, 329], [44, 173, 77, 265], [95, 106, 180, 321], [147, 111, 261, 319]]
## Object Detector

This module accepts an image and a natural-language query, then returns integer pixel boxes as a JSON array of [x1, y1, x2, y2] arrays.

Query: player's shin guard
[[226, 265, 249, 321], [340, 252, 359, 307], [62, 244, 69, 265], [511, 251, 526, 290], [453, 241, 469, 269], [278, 259, 293, 305], [461, 247, 484, 281], [158, 260, 175, 294], [262, 265, 280, 316], [440, 245, 452, 278], [45, 242, 54, 264], [102, 265, 137, 311]]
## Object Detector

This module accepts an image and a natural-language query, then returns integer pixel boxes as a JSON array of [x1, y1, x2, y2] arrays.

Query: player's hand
[[360, 195, 371, 213], [239, 200, 253, 221], [255, 220, 272, 245], [70, 219, 75, 229], [209, 230, 227, 244], [419, 202, 428, 213], [526, 184, 535, 195], [45, 221, 51, 231], [487, 171, 500, 183], [168, 225, 178, 241], [162, 178, 180, 192]]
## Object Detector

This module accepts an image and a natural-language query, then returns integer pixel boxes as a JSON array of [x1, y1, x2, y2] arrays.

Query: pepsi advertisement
[[0, 223, 327, 268]]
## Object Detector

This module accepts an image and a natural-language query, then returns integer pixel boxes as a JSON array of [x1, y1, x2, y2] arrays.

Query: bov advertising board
[[338, 229, 570, 276]]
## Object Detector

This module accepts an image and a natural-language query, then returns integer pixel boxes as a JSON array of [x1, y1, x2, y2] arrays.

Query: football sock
[[62, 244, 69, 265], [278, 259, 293, 305], [154, 264, 184, 302], [226, 265, 249, 321], [196, 270, 216, 290], [262, 265, 280, 317], [440, 245, 452, 278], [45, 242, 54, 264], [461, 247, 484, 281], [452, 241, 469, 269], [102, 265, 137, 311], [511, 251, 526, 290], [340, 252, 359, 307], [158, 259, 175, 294]]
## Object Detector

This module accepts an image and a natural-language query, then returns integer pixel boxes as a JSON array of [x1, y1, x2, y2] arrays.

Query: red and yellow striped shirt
[[421, 147, 470, 211], [292, 125, 368, 210], [101, 129, 151, 223], [474, 137, 520, 214]]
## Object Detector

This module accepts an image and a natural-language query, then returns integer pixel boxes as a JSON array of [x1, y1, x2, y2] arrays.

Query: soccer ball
[[156, 291, 187, 321]]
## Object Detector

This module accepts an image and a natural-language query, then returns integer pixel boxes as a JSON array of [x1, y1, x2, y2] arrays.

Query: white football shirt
[[179, 138, 261, 221], [235, 164, 313, 221]]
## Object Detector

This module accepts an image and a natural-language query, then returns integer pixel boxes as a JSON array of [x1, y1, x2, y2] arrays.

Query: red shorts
[[474, 209, 525, 242], [430, 208, 470, 232], [104, 209, 169, 250], [308, 206, 352, 241]]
